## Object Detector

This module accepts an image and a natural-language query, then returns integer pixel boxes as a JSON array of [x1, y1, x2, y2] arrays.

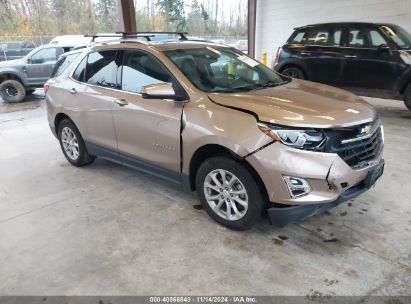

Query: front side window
[[164, 46, 287, 93], [121, 50, 172, 93], [368, 30, 388, 48], [30, 48, 59, 64], [85, 50, 119, 89], [380, 25, 411, 49]]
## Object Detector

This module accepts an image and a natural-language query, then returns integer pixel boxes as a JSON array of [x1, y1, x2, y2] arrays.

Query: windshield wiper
[[251, 80, 289, 90]]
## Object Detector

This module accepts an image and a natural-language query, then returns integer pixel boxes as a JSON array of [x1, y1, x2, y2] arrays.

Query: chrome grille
[[325, 121, 383, 169]]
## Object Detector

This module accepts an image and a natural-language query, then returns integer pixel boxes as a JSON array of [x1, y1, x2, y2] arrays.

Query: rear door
[[299, 26, 345, 84], [341, 26, 400, 89], [112, 49, 184, 179], [65, 50, 119, 151]]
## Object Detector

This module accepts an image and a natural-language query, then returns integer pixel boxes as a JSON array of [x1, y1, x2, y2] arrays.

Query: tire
[[0, 79, 26, 103], [281, 67, 305, 79], [58, 118, 95, 167], [403, 83, 411, 111], [195, 156, 266, 230]]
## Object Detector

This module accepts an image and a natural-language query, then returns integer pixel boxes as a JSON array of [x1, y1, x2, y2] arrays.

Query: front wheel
[[281, 67, 305, 79], [58, 119, 95, 167], [0, 80, 26, 103], [403, 83, 411, 111], [195, 156, 266, 230]]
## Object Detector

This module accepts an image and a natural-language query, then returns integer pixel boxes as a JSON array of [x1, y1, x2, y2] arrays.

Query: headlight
[[258, 123, 326, 151]]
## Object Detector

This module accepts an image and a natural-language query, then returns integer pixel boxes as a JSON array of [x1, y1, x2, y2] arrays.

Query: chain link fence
[[0, 36, 55, 46]]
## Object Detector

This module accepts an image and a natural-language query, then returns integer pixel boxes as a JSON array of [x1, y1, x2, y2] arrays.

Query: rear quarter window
[[72, 55, 87, 82], [289, 31, 307, 44], [51, 53, 81, 78]]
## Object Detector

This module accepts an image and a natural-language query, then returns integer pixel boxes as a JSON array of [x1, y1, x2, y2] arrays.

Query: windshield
[[164, 46, 288, 93], [380, 25, 411, 50]]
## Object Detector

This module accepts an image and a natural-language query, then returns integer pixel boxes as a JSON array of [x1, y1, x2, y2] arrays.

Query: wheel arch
[[0, 73, 26, 86], [278, 63, 307, 79], [188, 144, 270, 206], [54, 113, 72, 133], [400, 77, 411, 95]]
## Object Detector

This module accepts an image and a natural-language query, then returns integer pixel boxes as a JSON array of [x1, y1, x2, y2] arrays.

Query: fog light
[[283, 176, 312, 198]]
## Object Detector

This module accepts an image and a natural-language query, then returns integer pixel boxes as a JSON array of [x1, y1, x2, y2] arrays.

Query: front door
[[25, 47, 62, 85], [341, 27, 401, 90], [112, 49, 184, 180]]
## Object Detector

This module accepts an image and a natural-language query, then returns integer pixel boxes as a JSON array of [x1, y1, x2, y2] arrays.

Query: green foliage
[[156, 0, 186, 31]]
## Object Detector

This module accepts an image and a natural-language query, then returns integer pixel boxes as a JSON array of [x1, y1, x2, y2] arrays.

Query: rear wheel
[[281, 66, 305, 79], [0, 80, 26, 103], [404, 83, 411, 111], [58, 119, 95, 167], [195, 156, 266, 230]]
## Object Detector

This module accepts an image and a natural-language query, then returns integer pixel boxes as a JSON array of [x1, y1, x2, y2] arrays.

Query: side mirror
[[141, 83, 178, 100], [378, 44, 391, 53], [26, 57, 32, 64]]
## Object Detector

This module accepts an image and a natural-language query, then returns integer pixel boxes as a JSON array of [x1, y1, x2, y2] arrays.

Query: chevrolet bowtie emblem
[[361, 125, 372, 134]]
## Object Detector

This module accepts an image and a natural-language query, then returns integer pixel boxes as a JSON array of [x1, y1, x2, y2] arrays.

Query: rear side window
[[121, 50, 172, 93], [307, 29, 329, 45], [72, 56, 87, 82], [51, 53, 80, 78], [290, 28, 342, 46], [348, 29, 367, 48], [85, 50, 119, 89]]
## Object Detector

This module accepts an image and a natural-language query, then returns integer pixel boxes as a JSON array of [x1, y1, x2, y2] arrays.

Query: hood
[[208, 79, 377, 128], [0, 58, 25, 69]]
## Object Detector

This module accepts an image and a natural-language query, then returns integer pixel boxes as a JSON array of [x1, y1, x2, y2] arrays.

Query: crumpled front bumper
[[245, 141, 384, 227], [266, 159, 383, 227]]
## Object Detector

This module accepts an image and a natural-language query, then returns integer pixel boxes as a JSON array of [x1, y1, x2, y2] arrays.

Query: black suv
[[274, 22, 411, 110]]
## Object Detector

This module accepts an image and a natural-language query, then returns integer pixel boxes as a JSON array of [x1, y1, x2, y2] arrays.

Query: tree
[[156, 0, 186, 31]]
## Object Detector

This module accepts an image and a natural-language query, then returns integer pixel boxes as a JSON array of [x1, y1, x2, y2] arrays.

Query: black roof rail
[[84, 34, 155, 42], [115, 31, 189, 41]]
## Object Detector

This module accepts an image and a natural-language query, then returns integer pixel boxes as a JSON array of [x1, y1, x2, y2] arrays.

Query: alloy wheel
[[61, 127, 80, 160], [203, 169, 249, 221]]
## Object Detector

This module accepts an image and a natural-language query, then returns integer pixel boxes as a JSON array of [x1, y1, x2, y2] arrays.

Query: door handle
[[345, 55, 358, 59], [301, 52, 311, 56], [69, 88, 77, 94], [114, 98, 128, 106]]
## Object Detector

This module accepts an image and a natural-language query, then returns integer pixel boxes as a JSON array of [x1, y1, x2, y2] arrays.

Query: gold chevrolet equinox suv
[[46, 33, 384, 230]]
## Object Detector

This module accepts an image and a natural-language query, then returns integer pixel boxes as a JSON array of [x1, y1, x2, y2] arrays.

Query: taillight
[[44, 83, 49, 94], [275, 47, 282, 62], [272, 47, 282, 68]]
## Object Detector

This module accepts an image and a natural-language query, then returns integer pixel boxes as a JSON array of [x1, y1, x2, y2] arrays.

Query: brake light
[[275, 47, 282, 62], [44, 83, 49, 94]]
